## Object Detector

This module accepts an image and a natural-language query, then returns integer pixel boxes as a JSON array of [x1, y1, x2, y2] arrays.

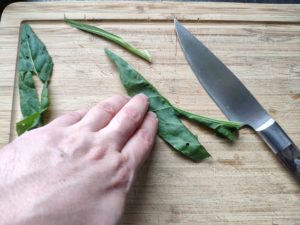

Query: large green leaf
[[105, 48, 210, 161], [17, 23, 53, 135]]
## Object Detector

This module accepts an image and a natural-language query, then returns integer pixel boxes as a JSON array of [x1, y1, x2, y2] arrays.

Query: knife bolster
[[258, 122, 291, 153], [258, 122, 300, 182]]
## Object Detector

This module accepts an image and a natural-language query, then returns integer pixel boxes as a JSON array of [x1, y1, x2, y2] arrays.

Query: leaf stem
[[174, 107, 243, 129], [174, 107, 243, 141], [64, 18, 151, 62]]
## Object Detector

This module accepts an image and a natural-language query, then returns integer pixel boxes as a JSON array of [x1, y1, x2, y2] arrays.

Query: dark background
[[1, 0, 300, 21]]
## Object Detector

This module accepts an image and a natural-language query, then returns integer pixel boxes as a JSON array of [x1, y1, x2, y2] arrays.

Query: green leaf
[[18, 72, 40, 117], [19, 23, 53, 84], [17, 23, 53, 134], [105, 48, 210, 161], [174, 107, 243, 141], [64, 18, 151, 62], [16, 108, 47, 136], [41, 81, 49, 110]]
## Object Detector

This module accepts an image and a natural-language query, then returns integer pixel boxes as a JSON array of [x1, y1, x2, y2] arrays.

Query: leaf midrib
[[25, 37, 38, 76]]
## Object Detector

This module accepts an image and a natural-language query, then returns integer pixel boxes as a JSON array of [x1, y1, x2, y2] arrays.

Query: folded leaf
[[16, 108, 47, 136], [105, 48, 210, 161], [174, 107, 242, 141], [64, 18, 151, 62]]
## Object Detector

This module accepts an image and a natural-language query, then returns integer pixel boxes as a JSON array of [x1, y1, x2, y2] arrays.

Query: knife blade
[[174, 19, 300, 181]]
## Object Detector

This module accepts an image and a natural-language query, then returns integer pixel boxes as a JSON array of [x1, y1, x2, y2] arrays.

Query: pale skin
[[0, 94, 158, 225]]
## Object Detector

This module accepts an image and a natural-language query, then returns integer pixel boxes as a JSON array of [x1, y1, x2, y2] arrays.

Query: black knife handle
[[258, 121, 300, 182]]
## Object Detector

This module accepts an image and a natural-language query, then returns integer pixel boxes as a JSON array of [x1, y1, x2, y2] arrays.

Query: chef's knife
[[174, 19, 300, 181]]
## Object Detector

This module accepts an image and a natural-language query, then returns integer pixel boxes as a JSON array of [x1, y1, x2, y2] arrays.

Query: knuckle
[[66, 111, 82, 122], [88, 145, 108, 161], [108, 165, 133, 193], [97, 102, 116, 117], [110, 153, 129, 171], [123, 107, 141, 122], [139, 128, 153, 144], [112, 165, 131, 190], [58, 135, 76, 150], [58, 129, 89, 152], [110, 154, 123, 169], [110, 128, 127, 143], [96, 133, 123, 151]]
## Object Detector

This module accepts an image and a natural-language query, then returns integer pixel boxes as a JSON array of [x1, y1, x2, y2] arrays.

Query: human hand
[[0, 94, 158, 225]]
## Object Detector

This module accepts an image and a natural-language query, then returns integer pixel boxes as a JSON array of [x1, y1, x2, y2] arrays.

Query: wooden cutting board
[[0, 2, 299, 224]]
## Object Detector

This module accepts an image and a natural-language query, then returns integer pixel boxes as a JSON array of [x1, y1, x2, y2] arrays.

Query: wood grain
[[0, 2, 299, 225]]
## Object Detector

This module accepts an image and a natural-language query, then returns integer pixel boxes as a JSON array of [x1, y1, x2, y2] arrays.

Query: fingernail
[[149, 111, 157, 119], [137, 93, 148, 101]]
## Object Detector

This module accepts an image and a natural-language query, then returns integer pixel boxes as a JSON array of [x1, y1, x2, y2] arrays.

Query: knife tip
[[174, 17, 181, 33], [173, 17, 178, 24]]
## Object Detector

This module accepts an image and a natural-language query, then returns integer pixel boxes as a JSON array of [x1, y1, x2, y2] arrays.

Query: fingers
[[121, 111, 158, 170], [74, 95, 130, 131], [47, 110, 88, 127], [98, 94, 149, 150]]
